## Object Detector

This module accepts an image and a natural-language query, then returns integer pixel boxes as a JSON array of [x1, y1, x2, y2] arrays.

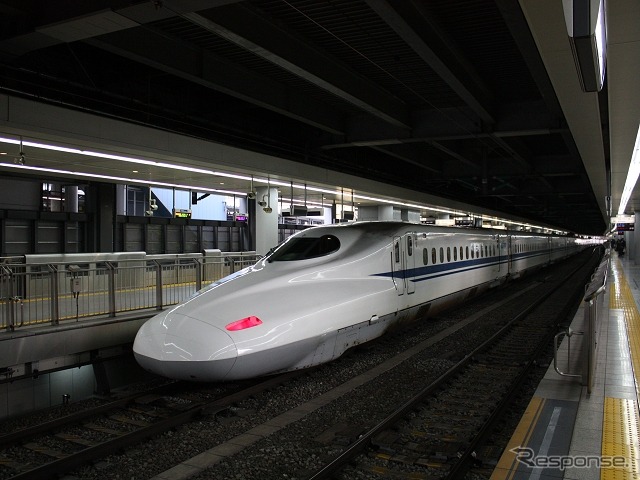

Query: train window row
[[513, 242, 551, 253], [421, 243, 498, 266]]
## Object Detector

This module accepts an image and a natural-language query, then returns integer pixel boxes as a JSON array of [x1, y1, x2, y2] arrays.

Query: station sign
[[455, 218, 474, 226], [616, 223, 634, 232], [173, 209, 192, 219]]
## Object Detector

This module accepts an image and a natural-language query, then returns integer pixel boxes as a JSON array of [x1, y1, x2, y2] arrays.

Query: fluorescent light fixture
[[0, 162, 245, 197], [618, 125, 640, 215], [563, 0, 607, 92], [0, 134, 566, 233]]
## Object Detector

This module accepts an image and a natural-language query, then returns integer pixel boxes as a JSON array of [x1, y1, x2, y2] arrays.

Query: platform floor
[[491, 255, 640, 480]]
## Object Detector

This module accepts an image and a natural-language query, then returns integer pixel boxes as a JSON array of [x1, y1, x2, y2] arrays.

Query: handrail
[[0, 252, 260, 330], [553, 328, 583, 378], [553, 252, 609, 392]]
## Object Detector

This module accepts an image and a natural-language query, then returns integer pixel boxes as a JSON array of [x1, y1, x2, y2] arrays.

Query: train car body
[[133, 221, 580, 382]]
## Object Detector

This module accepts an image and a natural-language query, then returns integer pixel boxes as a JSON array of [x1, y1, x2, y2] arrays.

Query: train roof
[[305, 221, 573, 238]]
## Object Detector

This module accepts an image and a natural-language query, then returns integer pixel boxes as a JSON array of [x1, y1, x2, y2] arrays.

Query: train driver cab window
[[268, 234, 340, 261]]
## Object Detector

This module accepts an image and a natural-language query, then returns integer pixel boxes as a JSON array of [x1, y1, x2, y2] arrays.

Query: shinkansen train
[[133, 221, 584, 382]]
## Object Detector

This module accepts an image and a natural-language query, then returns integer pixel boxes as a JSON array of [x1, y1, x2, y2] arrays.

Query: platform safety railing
[[553, 250, 609, 393], [0, 251, 260, 330]]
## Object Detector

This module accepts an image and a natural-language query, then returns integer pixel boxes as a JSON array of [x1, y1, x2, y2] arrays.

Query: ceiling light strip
[[618, 125, 640, 215], [0, 135, 563, 233], [0, 162, 245, 196]]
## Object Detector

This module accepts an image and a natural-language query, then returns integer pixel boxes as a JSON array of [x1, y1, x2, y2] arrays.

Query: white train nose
[[133, 311, 238, 381]]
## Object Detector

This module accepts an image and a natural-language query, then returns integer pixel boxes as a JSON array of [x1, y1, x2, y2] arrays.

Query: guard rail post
[[194, 258, 202, 292], [49, 264, 59, 325], [154, 260, 163, 310], [107, 262, 117, 317], [2, 266, 14, 331], [228, 257, 237, 274]]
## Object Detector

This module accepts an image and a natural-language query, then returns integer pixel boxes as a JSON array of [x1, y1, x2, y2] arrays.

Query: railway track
[[309, 249, 602, 480], [0, 371, 305, 480], [185, 248, 602, 480], [0, 248, 603, 480]]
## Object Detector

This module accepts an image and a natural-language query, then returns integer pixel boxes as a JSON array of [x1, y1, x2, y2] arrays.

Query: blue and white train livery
[[133, 221, 583, 382]]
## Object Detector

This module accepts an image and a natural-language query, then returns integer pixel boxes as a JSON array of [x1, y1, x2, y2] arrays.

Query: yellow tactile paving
[[603, 260, 640, 480], [601, 398, 640, 479], [610, 258, 640, 402]]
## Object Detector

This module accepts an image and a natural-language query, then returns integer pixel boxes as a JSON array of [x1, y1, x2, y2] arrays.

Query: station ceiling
[[0, 0, 637, 236]]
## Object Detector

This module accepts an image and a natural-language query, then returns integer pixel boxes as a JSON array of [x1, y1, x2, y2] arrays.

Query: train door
[[405, 233, 416, 294], [392, 236, 405, 295], [507, 236, 513, 275]]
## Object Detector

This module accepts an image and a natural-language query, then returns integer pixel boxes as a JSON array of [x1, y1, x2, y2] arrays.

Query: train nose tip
[[133, 311, 237, 381]]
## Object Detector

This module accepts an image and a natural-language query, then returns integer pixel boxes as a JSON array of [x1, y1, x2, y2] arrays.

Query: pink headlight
[[225, 316, 263, 331]]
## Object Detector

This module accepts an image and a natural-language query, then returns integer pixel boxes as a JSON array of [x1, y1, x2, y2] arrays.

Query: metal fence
[[553, 249, 609, 393], [0, 251, 260, 331]]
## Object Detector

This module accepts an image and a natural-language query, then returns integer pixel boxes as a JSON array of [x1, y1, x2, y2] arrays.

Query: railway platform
[[491, 254, 640, 480]]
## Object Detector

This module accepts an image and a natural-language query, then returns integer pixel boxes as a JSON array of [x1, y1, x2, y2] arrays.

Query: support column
[[633, 211, 640, 263], [115, 185, 127, 215], [254, 187, 278, 256], [64, 185, 78, 213], [378, 205, 395, 220]]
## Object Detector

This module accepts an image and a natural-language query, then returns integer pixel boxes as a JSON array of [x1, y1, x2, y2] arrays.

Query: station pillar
[[254, 186, 279, 256], [64, 185, 78, 213], [633, 211, 640, 263]]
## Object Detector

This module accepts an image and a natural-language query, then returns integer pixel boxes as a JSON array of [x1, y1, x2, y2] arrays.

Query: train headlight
[[225, 316, 263, 331]]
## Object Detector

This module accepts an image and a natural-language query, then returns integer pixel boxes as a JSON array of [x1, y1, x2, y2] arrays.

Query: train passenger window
[[460, 246, 463, 260], [395, 241, 400, 263], [268, 234, 340, 261], [407, 236, 413, 256], [439, 247, 444, 263], [466, 246, 470, 259], [423, 248, 428, 265], [432, 248, 436, 264], [471, 246, 475, 259], [447, 247, 451, 262], [453, 247, 458, 261], [485, 245, 488, 257]]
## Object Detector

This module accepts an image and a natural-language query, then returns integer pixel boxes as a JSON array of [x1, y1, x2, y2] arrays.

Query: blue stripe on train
[[372, 249, 556, 281]]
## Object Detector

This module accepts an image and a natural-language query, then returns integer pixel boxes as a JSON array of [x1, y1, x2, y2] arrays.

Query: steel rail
[[4, 370, 305, 480], [307, 258, 596, 480]]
